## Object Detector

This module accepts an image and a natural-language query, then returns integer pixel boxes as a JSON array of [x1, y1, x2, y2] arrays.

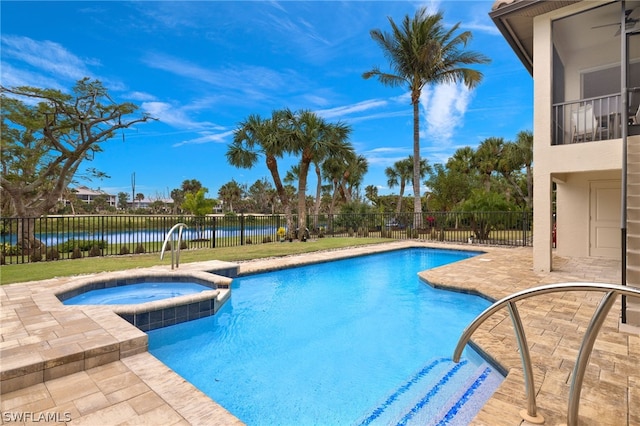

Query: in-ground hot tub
[[56, 269, 235, 331]]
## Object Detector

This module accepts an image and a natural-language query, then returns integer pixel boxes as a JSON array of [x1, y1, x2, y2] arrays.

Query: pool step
[[426, 362, 503, 426], [357, 358, 500, 426]]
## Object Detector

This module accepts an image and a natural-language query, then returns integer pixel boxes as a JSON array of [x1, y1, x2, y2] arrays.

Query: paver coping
[[1, 241, 637, 425]]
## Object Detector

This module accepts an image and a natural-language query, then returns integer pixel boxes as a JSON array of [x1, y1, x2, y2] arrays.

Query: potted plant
[[277, 227, 286, 242]]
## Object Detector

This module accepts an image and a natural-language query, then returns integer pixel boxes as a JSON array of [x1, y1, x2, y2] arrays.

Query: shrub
[[120, 245, 130, 255], [88, 245, 102, 257], [347, 227, 354, 237], [71, 247, 82, 259], [1, 243, 18, 256], [180, 240, 188, 250], [134, 243, 146, 254], [0, 253, 4, 265], [58, 239, 106, 253], [46, 248, 59, 260], [30, 249, 43, 262], [262, 236, 272, 243]]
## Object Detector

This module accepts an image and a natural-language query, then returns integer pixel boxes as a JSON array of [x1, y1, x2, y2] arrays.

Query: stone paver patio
[[1, 241, 638, 425]]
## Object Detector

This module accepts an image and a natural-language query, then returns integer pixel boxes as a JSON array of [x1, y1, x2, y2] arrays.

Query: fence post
[[522, 210, 527, 247], [240, 214, 245, 246], [101, 215, 105, 256], [212, 216, 216, 248]]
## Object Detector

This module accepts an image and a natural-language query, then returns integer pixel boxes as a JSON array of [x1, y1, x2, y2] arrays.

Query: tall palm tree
[[289, 110, 352, 239], [227, 109, 294, 233], [363, 8, 490, 227]]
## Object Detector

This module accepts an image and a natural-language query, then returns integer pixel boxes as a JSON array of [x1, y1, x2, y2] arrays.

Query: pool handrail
[[160, 223, 188, 269], [452, 282, 640, 426]]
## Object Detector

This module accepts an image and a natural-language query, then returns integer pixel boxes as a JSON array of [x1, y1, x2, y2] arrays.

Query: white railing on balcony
[[553, 93, 622, 145]]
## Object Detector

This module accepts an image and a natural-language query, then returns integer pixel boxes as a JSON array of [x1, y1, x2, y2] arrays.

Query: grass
[[0, 237, 392, 285]]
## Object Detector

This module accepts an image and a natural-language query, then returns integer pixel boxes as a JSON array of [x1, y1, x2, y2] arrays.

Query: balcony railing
[[553, 93, 622, 145]]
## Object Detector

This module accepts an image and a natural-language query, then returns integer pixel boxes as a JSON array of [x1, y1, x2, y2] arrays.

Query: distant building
[[128, 197, 174, 210], [69, 186, 116, 207]]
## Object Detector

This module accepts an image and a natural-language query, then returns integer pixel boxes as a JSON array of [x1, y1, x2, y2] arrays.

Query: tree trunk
[[412, 94, 423, 228], [9, 190, 46, 256], [17, 218, 45, 256], [313, 162, 322, 229], [297, 152, 312, 240], [266, 154, 294, 237], [396, 181, 405, 215]]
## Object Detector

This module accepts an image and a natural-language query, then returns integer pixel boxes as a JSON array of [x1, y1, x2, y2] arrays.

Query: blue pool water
[[148, 248, 503, 425], [63, 282, 211, 305]]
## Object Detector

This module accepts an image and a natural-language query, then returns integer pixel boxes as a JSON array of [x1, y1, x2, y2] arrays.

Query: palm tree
[[515, 130, 533, 209], [365, 185, 379, 207], [385, 157, 413, 215], [363, 8, 490, 227], [474, 137, 504, 191], [322, 149, 364, 216], [289, 110, 352, 239], [447, 146, 476, 175], [227, 109, 294, 234], [386, 156, 430, 215], [217, 180, 242, 213], [341, 154, 368, 204]]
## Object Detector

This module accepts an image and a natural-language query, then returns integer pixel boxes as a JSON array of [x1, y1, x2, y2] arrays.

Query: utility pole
[[131, 172, 136, 211]]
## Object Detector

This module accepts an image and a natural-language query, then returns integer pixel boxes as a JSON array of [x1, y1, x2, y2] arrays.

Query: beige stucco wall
[[532, 2, 624, 271], [555, 171, 621, 258]]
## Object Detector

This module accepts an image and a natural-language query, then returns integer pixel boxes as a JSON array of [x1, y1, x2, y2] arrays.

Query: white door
[[589, 181, 621, 258]]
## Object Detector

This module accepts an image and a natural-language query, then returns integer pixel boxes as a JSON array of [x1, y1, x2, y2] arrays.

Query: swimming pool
[[148, 248, 503, 425]]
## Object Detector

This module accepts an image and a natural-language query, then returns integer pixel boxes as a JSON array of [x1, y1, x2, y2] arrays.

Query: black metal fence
[[0, 211, 532, 264]]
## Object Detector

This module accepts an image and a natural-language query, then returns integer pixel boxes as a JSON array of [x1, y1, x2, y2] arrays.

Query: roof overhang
[[489, 0, 580, 75]]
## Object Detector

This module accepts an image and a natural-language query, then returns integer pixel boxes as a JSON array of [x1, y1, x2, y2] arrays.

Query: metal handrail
[[453, 282, 640, 426], [160, 223, 188, 269]]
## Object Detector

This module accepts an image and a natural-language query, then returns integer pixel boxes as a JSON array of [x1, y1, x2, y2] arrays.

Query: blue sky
[[1, 0, 533, 201]]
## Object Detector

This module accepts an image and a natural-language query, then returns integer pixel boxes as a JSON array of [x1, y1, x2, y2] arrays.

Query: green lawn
[[0, 238, 392, 285]]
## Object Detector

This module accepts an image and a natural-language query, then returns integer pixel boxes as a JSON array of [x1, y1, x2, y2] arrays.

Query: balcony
[[552, 93, 623, 145]]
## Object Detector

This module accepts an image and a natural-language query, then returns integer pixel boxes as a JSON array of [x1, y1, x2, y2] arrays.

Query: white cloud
[[316, 99, 388, 120], [0, 61, 63, 91], [126, 91, 157, 102], [462, 21, 501, 36], [420, 81, 472, 145], [1, 35, 97, 82], [172, 130, 235, 147], [362, 146, 412, 167], [142, 101, 220, 131], [418, 0, 442, 16]]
